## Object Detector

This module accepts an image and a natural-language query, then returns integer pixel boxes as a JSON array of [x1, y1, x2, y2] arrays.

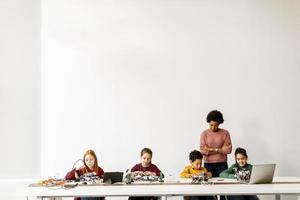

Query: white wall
[[40, 0, 300, 178], [0, 0, 41, 178]]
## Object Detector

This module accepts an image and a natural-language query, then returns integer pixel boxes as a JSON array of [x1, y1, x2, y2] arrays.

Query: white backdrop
[[41, 0, 300, 178], [0, 0, 41, 179]]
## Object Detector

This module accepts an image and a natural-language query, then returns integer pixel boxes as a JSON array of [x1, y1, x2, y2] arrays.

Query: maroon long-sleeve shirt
[[65, 166, 104, 180], [65, 166, 105, 200]]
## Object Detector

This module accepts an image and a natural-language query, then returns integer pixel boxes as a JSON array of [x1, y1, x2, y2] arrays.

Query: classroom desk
[[24, 177, 300, 200]]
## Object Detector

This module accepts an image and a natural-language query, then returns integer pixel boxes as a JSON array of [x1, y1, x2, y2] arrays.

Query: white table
[[23, 177, 300, 200]]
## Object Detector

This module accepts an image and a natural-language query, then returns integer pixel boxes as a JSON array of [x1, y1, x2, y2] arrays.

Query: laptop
[[103, 172, 124, 184], [249, 164, 276, 184]]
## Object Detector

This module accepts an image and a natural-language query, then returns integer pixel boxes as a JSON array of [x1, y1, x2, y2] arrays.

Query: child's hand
[[76, 165, 83, 170], [206, 172, 212, 178], [145, 171, 156, 176], [75, 171, 79, 179]]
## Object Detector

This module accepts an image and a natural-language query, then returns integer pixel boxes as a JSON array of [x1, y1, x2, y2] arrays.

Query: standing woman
[[200, 110, 232, 178]]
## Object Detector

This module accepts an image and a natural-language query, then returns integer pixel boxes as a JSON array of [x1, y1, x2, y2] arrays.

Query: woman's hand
[[205, 145, 215, 151], [204, 145, 211, 151], [205, 145, 222, 154]]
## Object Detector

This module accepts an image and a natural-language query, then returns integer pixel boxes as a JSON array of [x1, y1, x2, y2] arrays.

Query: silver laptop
[[249, 164, 276, 184]]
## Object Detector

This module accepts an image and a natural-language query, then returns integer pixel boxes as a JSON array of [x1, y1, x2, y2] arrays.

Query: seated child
[[180, 150, 214, 200], [220, 147, 259, 200], [128, 147, 162, 200], [65, 149, 104, 200]]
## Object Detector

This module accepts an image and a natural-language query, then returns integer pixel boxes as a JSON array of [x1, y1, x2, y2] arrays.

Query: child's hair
[[189, 150, 203, 162], [235, 147, 248, 159], [83, 149, 99, 174], [140, 147, 153, 157], [206, 110, 224, 124]]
